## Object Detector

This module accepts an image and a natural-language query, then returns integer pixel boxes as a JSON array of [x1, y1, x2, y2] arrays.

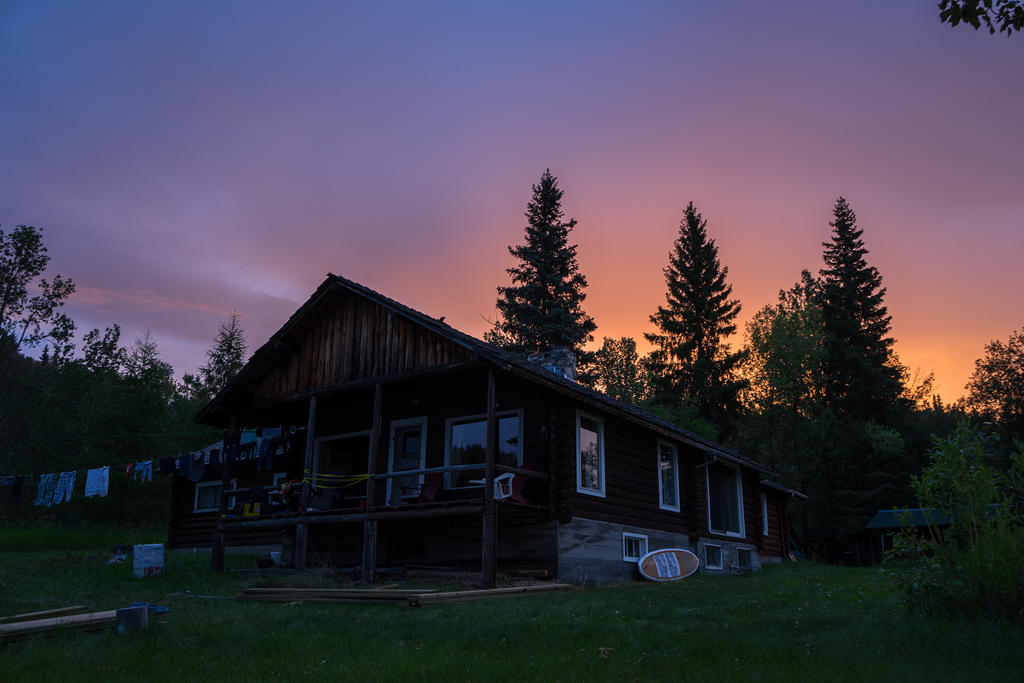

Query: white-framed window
[[657, 440, 680, 511], [444, 411, 522, 489], [737, 547, 752, 570], [194, 478, 237, 513], [576, 411, 605, 497], [388, 417, 428, 501], [761, 493, 769, 536], [622, 532, 648, 562], [704, 543, 723, 570], [706, 461, 745, 538]]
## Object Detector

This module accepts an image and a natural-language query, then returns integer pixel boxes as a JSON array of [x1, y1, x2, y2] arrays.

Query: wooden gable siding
[[252, 294, 473, 400]]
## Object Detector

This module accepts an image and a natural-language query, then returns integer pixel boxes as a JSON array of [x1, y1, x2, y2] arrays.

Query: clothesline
[[1, 426, 302, 507]]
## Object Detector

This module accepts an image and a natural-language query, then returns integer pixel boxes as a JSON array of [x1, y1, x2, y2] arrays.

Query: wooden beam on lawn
[[407, 583, 572, 607], [362, 382, 382, 583], [0, 610, 119, 638], [0, 605, 89, 624]]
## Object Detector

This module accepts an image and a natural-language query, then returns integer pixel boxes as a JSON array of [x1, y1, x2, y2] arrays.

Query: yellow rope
[[301, 470, 375, 490]]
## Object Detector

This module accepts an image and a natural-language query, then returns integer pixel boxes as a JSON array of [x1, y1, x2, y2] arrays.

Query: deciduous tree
[[939, 0, 1024, 35], [592, 337, 651, 405], [0, 224, 76, 358], [965, 327, 1024, 438]]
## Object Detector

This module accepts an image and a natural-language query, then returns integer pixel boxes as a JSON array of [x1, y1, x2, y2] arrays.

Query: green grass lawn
[[1, 531, 1021, 681]]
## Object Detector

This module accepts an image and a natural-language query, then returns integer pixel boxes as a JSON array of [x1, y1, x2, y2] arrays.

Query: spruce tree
[[818, 197, 902, 421], [645, 202, 747, 431], [486, 170, 596, 363]]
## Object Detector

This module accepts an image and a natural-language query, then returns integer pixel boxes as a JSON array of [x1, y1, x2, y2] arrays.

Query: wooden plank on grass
[[407, 583, 572, 607], [0, 610, 118, 638], [237, 587, 439, 603], [0, 605, 89, 624]]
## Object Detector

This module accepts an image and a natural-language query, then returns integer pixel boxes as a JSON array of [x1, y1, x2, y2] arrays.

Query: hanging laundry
[[158, 458, 175, 476], [134, 460, 153, 483], [188, 452, 206, 482], [53, 470, 76, 504], [257, 427, 283, 470], [34, 473, 57, 506], [223, 430, 241, 464], [125, 461, 135, 478], [84, 466, 110, 497], [207, 448, 221, 468]]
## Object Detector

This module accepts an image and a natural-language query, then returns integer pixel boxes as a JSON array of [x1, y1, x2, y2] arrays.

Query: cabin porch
[[206, 364, 555, 586]]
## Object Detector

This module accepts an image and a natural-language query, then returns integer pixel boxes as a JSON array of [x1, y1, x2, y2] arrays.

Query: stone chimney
[[527, 347, 577, 382]]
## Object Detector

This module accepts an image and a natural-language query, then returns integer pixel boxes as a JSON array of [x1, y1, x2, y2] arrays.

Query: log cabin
[[169, 273, 802, 585]]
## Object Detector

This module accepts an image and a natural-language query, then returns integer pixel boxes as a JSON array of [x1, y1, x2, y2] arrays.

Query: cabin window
[[704, 543, 722, 570], [761, 493, 769, 536], [622, 532, 648, 562], [194, 478, 236, 513], [445, 411, 522, 489], [706, 461, 744, 537], [737, 547, 752, 570], [657, 441, 680, 511], [576, 411, 605, 497], [388, 417, 428, 502], [314, 432, 372, 502]]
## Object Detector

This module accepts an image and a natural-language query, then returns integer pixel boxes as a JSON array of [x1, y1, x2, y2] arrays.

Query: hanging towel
[[34, 473, 57, 506], [84, 466, 110, 497], [223, 430, 241, 464], [158, 458, 175, 476], [188, 452, 206, 482], [134, 460, 153, 483], [53, 470, 76, 504]]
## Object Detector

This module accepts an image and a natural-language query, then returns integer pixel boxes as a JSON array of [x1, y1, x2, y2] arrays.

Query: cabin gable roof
[[198, 273, 774, 475]]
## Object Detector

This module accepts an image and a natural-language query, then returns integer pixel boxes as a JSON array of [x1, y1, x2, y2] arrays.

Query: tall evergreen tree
[[486, 170, 596, 365], [818, 197, 902, 421], [645, 202, 747, 432], [181, 311, 248, 402]]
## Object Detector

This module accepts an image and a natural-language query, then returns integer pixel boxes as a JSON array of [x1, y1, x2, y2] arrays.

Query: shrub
[[885, 425, 1024, 619]]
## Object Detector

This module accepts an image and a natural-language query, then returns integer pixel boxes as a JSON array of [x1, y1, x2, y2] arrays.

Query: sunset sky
[[2, 1, 1022, 400]]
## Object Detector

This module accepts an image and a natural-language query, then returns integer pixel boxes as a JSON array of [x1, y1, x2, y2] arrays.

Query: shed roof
[[865, 508, 952, 529]]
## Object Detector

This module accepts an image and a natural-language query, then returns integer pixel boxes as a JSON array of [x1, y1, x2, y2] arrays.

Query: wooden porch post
[[296, 396, 317, 571], [211, 417, 237, 574], [362, 383, 383, 583], [481, 367, 497, 588]]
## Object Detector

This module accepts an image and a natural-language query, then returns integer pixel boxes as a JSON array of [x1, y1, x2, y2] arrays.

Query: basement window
[[622, 533, 648, 562], [704, 544, 723, 570], [737, 547, 752, 570]]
